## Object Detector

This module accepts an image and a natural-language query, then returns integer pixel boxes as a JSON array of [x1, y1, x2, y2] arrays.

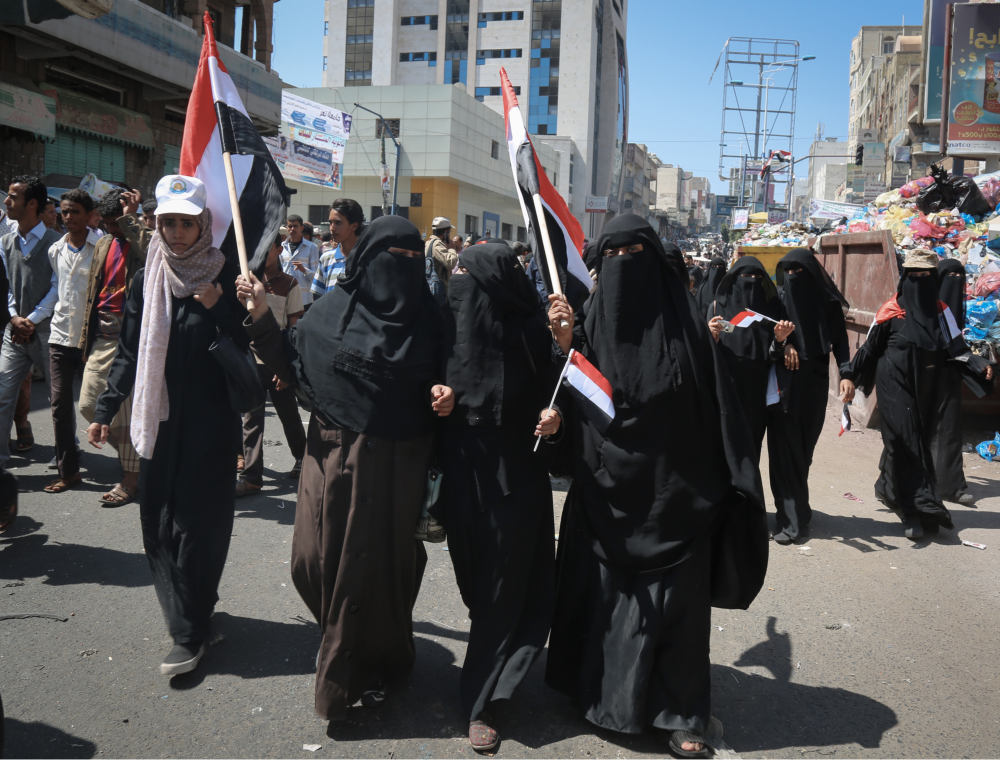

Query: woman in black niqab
[[708, 256, 785, 455], [766, 248, 855, 545], [545, 214, 768, 756], [696, 256, 728, 314], [236, 215, 454, 721], [438, 243, 560, 751]]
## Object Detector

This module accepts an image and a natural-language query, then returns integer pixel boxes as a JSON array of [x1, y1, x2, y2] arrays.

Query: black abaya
[[438, 244, 557, 722], [95, 260, 247, 646], [545, 215, 767, 739], [932, 259, 970, 499]]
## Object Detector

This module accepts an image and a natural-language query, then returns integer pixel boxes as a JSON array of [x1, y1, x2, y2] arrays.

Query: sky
[[268, 0, 924, 189]]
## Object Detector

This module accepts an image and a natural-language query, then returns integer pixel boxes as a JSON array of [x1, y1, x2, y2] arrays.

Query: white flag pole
[[532, 193, 570, 330], [535, 349, 573, 452]]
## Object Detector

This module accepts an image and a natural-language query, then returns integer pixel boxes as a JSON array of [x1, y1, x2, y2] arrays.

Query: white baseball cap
[[432, 216, 452, 229], [155, 175, 207, 216]]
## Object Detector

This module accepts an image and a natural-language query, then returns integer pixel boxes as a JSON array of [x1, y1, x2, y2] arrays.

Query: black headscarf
[[714, 256, 779, 360], [775, 248, 849, 361], [586, 214, 691, 407], [444, 243, 541, 424], [690, 265, 705, 290], [292, 215, 444, 438], [938, 257, 967, 330], [696, 256, 728, 313], [898, 267, 949, 350]]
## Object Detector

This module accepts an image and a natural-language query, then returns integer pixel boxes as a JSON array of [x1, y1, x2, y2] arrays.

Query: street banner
[[808, 199, 865, 220], [767, 210, 788, 224], [732, 208, 749, 230], [925, 0, 950, 124], [281, 92, 353, 139], [287, 125, 347, 164], [948, 4, 1000, 156], [180, 12, 286, 276]]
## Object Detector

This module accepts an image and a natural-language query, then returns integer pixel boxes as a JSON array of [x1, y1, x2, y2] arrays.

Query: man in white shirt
[[43, 188, 99, 493], [0, 176, 60, 472], [279, 214, 319, 309]]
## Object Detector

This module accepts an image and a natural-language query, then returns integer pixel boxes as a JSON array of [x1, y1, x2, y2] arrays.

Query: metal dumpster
[[813, 231, 1000, 428]]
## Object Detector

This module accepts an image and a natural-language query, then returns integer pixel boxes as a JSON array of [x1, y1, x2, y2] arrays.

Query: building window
[[400, 52, 437, 62], [324, 21, 328, 35], [501, 222, 512, 239], [477, 49, 523, 63], [478, 10, 524, 26], [883, 37, 894, 55], [308, 205, 327, 225], [612, 0, 621, 16], [323, 56, 328, 71], [517, 226, 526, 243], [474, 86, 520, 102], [465, 214, 478, 235], [410, 193, 422, 207], [445, 0, 470, 85], [346, 0, 375, 86], [491, 140, 499, 159], [529, 0, 561, 136], [401, 15, 439, 30], [376, 119, 401, 139]]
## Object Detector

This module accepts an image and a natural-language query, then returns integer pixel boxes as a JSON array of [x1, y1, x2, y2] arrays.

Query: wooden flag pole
[[532, 193, 570, 330], [221, 150, 255, 312]]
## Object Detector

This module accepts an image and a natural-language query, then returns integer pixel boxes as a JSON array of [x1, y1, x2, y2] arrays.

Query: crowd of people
[[0, 170, 994, 757]]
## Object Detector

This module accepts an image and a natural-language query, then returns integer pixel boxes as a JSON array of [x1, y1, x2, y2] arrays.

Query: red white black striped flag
[[501, 68, 591, 308], [181, 12, 286, 275]]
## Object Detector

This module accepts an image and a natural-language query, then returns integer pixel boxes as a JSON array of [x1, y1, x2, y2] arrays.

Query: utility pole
[[354, 103, 401, 215]]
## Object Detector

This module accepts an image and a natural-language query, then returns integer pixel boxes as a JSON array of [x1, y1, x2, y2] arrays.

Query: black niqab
[[938, 258, 967, 330], [696, 257, 728, 313], [776, 248, 849, 361], [586, 214, 689, 407], [293, 215, 444, 438], [714, 256, 779, 360], [444, 243, 540, 424], [898, 268, 949, 351]]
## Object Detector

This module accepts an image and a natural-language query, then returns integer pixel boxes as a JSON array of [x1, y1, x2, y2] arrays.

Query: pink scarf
[[130, 209, 225, 459]]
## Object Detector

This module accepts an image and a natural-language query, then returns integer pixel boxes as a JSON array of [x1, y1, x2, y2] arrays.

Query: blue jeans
[[0, 322, 50, 469]]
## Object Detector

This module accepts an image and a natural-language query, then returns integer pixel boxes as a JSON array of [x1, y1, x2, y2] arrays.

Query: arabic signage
[[41, 83, 154, 148], [731, 208, 749, 230], [808, 199, 865, 221], [715, 195, 740, 216], [767, 210, 788, 224], [948, 4, 1000, 156], [266, 92, 351, 189], [862, 142, 885, 172], [0, 82, 55, 139], [281, 92, 353, 139], [586, 196, 609, 213], [925, 0, 949, 124]]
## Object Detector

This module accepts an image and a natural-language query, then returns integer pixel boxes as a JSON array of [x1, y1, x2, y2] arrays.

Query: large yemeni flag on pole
[[500, 68, 591, 309], [181, 12, 286, 275]]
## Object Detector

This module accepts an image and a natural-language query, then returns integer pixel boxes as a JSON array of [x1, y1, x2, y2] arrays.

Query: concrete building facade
[[322, 0, 629, 229], [284, 84, 559, 243]]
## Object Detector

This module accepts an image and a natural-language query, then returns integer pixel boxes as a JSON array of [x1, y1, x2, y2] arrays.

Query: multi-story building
[[805, 137, 850, 203], [322, 0, 629, 230], [622, 142, 656, 220], [0, 0, 283, 198]]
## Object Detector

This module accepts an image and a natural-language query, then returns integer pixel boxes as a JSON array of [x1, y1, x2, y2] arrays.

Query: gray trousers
[[0, 322, 50, 469]]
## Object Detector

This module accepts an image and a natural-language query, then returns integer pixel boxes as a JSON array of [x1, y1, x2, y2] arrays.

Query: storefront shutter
[[163, 144, 181, 177], [48, 129, 126, 182]]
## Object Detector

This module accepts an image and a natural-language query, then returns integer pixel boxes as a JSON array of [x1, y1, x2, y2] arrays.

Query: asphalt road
[[2, 384, 1000, 759]]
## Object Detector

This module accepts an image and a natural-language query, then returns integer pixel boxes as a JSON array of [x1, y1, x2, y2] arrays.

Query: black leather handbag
[[209, 332, 266, 414]]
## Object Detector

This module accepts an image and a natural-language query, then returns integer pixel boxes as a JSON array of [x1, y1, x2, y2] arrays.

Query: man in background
[[312, 199, 363, 299], [140, 199, 157, 230], [280, 214, 319, 310], [425, 217, 458, 288]]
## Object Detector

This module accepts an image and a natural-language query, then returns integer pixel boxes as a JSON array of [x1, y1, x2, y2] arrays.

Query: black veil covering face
[[292, 215, 444, 438], [444, 242, 541, 424], [898, 267, 949, 351], [696, 256, 728, 313], [775, 248, 849, 360], [938, 258, 967, 330], [714, 256, 779, 361]]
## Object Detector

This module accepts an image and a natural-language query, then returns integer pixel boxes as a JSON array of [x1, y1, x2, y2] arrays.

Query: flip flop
[[43, 474, 82, 494], [469, 713, 498, 753], [14, 426, 33, 452], [669, 730, 708, 759], [236, 455, 245, 473], [99, 483, 138, 506]]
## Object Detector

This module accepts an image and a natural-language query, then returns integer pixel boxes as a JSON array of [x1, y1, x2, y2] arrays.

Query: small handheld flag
[[728, 310, 779, 327], [839, 403, 852, 437], [533, 349, 616, 451]]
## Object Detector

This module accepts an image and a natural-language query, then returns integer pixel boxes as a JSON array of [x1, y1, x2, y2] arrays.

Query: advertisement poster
[[925, 0, 950, 124], [732, 208, 749, 230], [948, 4, 1000, 156], [808, 199, 865, 220], [281, 92, 353, 139], [287, 125, 347, 164], [862, 142, 885, 172]]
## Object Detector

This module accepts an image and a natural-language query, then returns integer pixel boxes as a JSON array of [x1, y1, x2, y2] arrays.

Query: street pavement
[[2, 382, 1000, 759]]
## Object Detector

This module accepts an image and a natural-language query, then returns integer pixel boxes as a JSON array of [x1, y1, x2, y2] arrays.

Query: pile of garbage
[[823, 165, 1000, 361], [736, 220, 811, 247]]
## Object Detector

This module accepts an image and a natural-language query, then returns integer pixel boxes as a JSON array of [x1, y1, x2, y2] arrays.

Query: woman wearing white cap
[[88, 175, 250, 675]]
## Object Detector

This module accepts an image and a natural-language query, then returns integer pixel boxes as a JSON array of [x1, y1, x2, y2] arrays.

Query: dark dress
[[437, 245, 558, 723], [94, 259, 247, 647], [545, 216, 768, 738], [246, 216, 445, 721], [766, 250, 853, 540]]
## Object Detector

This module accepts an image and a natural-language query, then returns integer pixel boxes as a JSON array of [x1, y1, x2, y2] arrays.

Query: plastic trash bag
[[899, 175, 936, 199], [973, 271, 1000, 297], [916, 165, 993, 217], [966, 297, 999, 339], [976, 432, 1000, 462], [909, 214, 949, 239]]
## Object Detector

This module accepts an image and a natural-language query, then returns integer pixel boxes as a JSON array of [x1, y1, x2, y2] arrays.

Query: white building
[[805, 138, 850, 203], [321, 0, 629, 229], [284, 84, 560, 242]]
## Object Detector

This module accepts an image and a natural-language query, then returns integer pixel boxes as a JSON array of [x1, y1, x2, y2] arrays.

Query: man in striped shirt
[[311, 198, 364, 299]]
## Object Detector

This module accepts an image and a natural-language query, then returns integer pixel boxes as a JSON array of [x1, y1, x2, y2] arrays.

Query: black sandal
[[360, 679, 385, 708], [669, 730, 709, 759]]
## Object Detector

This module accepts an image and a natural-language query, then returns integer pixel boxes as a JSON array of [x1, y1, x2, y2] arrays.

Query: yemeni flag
[[501, 68, 591, 309], [759, 149, 791, 178], [180, 12, 286, 275], [560, 349, 615, 434], [839, 403, 852, 437], [729, 309, 777, 328]]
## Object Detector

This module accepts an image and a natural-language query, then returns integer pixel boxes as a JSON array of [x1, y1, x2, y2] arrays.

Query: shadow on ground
[[2, 717, 97, 759]]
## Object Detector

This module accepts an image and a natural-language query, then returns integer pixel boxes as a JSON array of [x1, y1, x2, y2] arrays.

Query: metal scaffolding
[[715, 37, 801, 214]]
